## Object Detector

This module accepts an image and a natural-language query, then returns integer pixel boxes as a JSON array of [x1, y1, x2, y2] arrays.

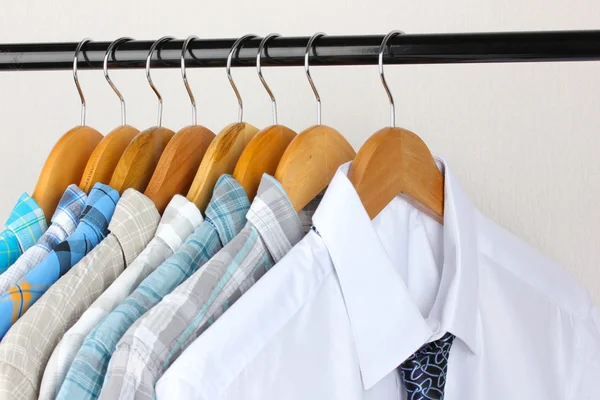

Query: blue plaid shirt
[[0, 183, 119, 339], [0, 185, 87, 295], [58, 175, 249, 400], [0, 193, 47, 274]]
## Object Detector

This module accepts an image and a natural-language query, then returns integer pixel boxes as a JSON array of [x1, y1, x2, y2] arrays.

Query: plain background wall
[[0, 0, 599, 304]]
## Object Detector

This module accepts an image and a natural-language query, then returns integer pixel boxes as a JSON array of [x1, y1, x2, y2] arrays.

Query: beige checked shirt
[[38, 195, 203, 400], [0, 189, 161, 400]]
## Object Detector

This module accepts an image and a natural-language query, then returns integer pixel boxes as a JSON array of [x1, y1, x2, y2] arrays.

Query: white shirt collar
[[311, 158, 480, 391]]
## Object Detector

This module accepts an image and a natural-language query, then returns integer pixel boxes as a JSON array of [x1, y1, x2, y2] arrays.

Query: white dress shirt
[[157, 160, 600, 400], [39, 195, 203, 400]]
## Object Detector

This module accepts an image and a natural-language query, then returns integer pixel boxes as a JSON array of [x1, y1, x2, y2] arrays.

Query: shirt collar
[[50, 184, 87, 235], [4, 192, 47, 251], [154, 195, 204, 251], [428, 157, 480, 356], [312, 159, 480, 390], [79, 183, 120, 241], [246, 174, 304, 263], [205, 175, 251, 245], [108, 189, 161, 265]]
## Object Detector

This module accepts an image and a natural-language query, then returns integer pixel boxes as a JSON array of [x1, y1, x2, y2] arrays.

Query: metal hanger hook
[[104, 37, 133, 126], [228, 34, 258, 123], [181, 35, 199, 125], [257, 33, 281, 125], [378, 30, 404, 128], [146, 36, 175, 127], [73, 38, 91, 126], [305, 32, 326, 125]]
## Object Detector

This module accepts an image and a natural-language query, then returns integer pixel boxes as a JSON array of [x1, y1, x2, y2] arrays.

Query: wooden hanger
[[80, 38, 139, 193], [275, 33, 355, 212], [109, 37, 178, 195], [32, 39, 103, 222], [109, 128, 174, 194], [33, 127, 102, 223], [145, 36, 215, 214], [232, 34, 296, 201], [234, 125, 296, 201], [348, 31, 444, 222], [187, 35, 260, 212], [188, 123, 258, 211]]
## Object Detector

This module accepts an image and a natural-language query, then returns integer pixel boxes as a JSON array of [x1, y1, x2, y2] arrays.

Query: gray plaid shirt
[[100, 175, 317, 400]]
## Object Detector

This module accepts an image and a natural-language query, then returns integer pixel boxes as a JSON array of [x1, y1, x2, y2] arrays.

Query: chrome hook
[[181, 35, 199, 126], [305, 32, 326, 125], [228, 34, 258, 123], [104, 37, 132, 126], [257, 33, 281, 125], [73, 38, 91, 126], [146, 36, 175, 127], [378, 30, 404, 127]]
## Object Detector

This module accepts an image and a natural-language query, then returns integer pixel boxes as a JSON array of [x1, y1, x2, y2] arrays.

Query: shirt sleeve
[[572, 306, 600, 400]]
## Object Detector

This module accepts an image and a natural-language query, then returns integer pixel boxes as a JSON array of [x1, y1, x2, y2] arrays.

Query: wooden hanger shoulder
[[79, 124, 139, 193], [109, 126, 175, 194], [348, 126, 444, 221], [233, 124, 296, 201], [275, 125, 355, 212], [32, 125, 103, 223], [187, 122, 259, 212], [144, 125, 215, 214]]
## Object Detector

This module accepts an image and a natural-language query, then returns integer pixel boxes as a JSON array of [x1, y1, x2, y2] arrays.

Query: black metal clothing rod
[[1, 30, 600, 71]]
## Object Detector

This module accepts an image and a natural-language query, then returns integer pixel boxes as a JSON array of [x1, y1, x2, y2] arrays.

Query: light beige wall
[[1, 0, 599, 303]]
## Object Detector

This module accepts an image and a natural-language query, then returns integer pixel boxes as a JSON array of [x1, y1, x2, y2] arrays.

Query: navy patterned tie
[[399, 332, 455, 400]]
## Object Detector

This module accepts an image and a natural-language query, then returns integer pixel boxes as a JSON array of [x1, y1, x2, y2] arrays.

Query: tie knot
[[413, 332, 454, 358], [399, 332, 455, 400]]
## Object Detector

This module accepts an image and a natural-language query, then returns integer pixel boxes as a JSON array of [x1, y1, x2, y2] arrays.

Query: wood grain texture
[[348, 127, 444, 221], [144, 125, 215, 214], [233, 125, 296, 201], [32, 125, 103, 223], [275, 125, 356, 212], [187, 122, 259, 212], [79, 125, 139, 193], [109, 126, 175, 194]]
